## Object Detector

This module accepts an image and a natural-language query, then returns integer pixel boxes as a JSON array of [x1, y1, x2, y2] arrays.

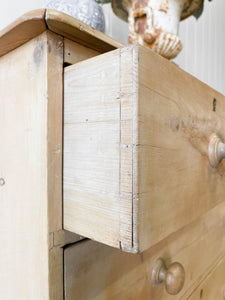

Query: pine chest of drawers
[[1, 9, 225, 300]]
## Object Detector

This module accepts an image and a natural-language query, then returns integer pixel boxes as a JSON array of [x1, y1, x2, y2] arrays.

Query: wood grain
[[64, 44, 225, 253], [46, 31, 64, 300], [0, 31, 63, 300], [0, 9, 123, 61], [64, 200, 225, 300], [63, 47, 136, 249], [64, 50, 122, 248], [64, 38, 100, 65], [136, 45, 225, 251], [0, 9, 46, 58], [46, 9, 124, 53], [187, 253, 225, 300]]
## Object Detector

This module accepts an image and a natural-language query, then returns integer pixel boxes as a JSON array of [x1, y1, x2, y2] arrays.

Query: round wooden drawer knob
[[152, 258, 185, 295], [208, 133, 225, 167]]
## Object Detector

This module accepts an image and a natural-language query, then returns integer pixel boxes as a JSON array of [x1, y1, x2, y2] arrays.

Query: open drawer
[[63, 44, 225, 253]]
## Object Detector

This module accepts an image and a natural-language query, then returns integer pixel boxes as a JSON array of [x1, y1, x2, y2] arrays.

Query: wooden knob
[[152, 258, 185, 295], [208, 133, 225, 167]]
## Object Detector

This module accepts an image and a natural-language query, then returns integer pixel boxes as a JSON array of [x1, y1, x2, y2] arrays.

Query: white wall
[[1, 0, 225, 95], [103, 0, 225, 96], [175, 0, 225, 96], [0, 0, 47, 30], [102, 4, 129, 45]]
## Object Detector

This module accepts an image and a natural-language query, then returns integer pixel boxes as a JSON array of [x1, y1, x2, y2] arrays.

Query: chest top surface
[[0, 8, 124, 59]]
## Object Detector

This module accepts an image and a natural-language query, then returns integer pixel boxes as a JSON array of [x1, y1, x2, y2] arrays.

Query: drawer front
[[64, 44, 225, 253], [186, 254, 225, 300], [64, 202, 225, 300]]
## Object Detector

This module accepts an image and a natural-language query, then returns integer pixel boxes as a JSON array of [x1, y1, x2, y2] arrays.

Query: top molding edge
[[0, 9, 124, 58]]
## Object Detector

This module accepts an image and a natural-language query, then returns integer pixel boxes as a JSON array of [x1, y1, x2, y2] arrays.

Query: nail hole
[[213, 99, 216, 112], [200, 289, 203, 298], [0, 178, 5, 186]]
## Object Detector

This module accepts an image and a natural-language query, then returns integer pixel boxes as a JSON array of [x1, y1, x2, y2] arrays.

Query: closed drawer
[[64, 202, 225, 300], [186, 253, 225, 300], [63, 44, 225, 253]]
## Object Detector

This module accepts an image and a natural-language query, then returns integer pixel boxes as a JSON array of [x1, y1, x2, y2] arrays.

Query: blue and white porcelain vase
[[46, 0, 105, 32]]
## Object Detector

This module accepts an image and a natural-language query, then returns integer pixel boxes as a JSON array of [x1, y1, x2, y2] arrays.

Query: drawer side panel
[[63, 47, 137, 249]]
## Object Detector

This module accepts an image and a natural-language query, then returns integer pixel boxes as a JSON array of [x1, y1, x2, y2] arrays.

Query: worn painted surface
[[128, 0, 184, 59], [113, 0, 202, 59]]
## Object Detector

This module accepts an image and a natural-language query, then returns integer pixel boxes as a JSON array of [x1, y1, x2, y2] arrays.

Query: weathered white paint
[[104, 0, 225, 96], [0, 0, 224, 93], [127, 0, 183, 59]]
